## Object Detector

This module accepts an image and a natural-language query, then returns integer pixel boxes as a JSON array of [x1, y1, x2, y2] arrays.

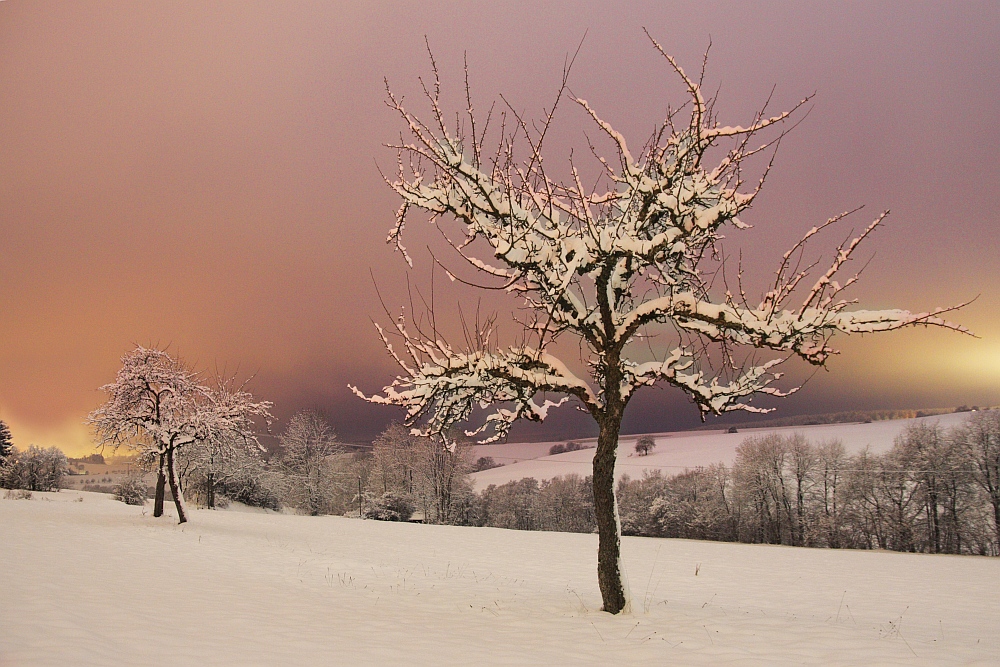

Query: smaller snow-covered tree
[[182, 376, 277, 510], [88, 346, 273, 523], [0, 419, 12, 463]]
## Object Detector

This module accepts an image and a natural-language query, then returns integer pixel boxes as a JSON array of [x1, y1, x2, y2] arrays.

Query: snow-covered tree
[[0, 419, 12, 463], [182, 376, 278, 510], [0, 445, 68, 491], [88, 346, 273, 523], [275, 410, 344, 516], [354, 36, 969, 613]]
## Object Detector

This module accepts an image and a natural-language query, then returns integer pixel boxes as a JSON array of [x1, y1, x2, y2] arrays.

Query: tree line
[[474, 412, 1000, 557], [0, 443, 68, 493], [166, 408, 1000, 559], [5, 352, 997, 559]]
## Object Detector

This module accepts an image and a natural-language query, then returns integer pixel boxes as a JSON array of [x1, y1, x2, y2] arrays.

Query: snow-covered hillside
[[470, 413, 971, 489], [2, 490, 997, 666]]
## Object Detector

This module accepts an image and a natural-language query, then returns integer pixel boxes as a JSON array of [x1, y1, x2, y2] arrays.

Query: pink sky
[[1, 2, 997, 455]]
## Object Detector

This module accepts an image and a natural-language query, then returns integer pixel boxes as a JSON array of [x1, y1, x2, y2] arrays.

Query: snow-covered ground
[[2, 490, 997, 666], [470, 413, 971, 490]]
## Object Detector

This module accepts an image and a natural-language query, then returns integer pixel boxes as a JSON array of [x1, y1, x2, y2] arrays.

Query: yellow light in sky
[[941, 344, 1000, 381], [3, 416, 97, 459]]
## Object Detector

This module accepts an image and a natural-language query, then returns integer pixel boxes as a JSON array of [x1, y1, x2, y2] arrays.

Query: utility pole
[[358, 476, 363, 519]]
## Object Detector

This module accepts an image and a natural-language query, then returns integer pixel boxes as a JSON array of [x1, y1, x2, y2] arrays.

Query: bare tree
[[815, 440, 848, 548], [733, 433, 795, 544], [354, 35, 969, 613], [88, 346, 273, 523], [895, 422, 956, 553], [788, 434, 816, 546], [370, 423, 421, 497], [369, 423, 471, 523], [276, 410, 344, 516], [954, 410, 1000, 552]]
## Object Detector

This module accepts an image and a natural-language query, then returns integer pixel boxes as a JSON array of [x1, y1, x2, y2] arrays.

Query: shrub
[[363, 491, 415, 521], [217, 475, 281, 511], [113, 476, 148, 505], [471, 456, 502, 472], [549, 441, 584, 456]]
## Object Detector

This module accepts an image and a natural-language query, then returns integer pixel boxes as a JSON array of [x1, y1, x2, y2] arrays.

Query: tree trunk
[[929, 487, 940, 553], [993, 500, 1000, 555], [166, 448, 188, 524], [796, 479, 805, 546], [153, 452, 166, 517], [207, 471, 215, 510], [593, 410, 627, 614]]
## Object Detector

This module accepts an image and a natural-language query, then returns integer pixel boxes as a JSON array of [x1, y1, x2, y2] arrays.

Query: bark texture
[[593, 419, 626, 613], [166, 448, 187, 524], [153, 452, 166, 518]]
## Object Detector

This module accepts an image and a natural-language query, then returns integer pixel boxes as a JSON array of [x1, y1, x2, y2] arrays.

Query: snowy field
[[2, 490, 997, 666], [470, 413, 971, 489]]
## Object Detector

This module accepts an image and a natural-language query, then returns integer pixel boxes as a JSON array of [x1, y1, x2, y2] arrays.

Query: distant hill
[[696, 406, 986, 431], [469, 411, 976, 490]]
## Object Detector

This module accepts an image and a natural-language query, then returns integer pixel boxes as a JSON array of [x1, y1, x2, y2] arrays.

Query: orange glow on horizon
[[0, 3, 996, 445]]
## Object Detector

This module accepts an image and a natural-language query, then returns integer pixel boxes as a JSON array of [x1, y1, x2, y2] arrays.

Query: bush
[[113, 476, 148, 505], [3, 489, 31, 500], [363, 491, 415, 521], [217, 475, 281, 511], [471, 456, 502, 472], [549, 441, 584, 456]]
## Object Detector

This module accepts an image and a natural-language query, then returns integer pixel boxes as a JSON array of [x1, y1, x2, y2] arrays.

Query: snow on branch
[[89, 347, 274, 458], [351, 316, 598, 444], [361, 40, 970, 440]]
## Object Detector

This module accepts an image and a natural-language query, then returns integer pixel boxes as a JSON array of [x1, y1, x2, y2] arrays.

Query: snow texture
[[2, 490, 997, 666]]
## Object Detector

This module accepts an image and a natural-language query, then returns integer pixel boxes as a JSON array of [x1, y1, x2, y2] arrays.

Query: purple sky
[[1, 2, 997, 455]]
